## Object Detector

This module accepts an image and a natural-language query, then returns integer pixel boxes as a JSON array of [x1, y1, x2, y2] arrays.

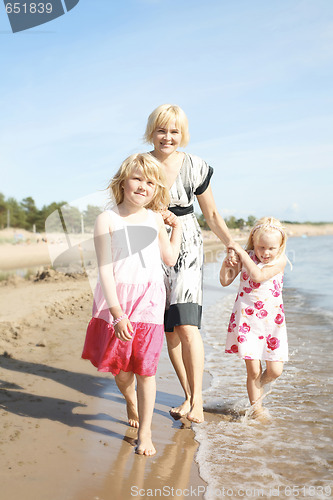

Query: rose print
[[280, 304, 284, 313], [243, 287, 252, 294], [270, 280, 281, 297], [258, 336, 264, 339], [228, 313, 236, 332], [242, 271, 249, 281], [230, 344, 238, 353], [256, 309, 268, 319], [275, 313, 284, 325], [254, 301, 264, 310], [237, 335, 247, 343], [239, 322, 251, 334], [245, 307, 254, 316], [250, 253, 259, 263], [249, 280, 260, 289], [267, 335, 280, 350]]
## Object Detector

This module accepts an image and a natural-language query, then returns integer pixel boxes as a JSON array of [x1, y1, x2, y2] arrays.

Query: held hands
[[220, 242, 243, 286], [226, 244, 241, 267]]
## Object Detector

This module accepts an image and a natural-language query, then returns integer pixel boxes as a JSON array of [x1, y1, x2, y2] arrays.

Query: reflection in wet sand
[[77, 417, 205, 500]]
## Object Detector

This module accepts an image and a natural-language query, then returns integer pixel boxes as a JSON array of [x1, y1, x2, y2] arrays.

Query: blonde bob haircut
[[246, 216, 287, 259], [144, 104, 190, 147], [108, 153, 170, 211]]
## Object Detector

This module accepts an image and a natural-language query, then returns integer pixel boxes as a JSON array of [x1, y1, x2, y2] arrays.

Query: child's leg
[[261, 361, 283, 386], [245, 359, 263, 407], [135, 374, 156, 456], [115, 370, 139, 428]]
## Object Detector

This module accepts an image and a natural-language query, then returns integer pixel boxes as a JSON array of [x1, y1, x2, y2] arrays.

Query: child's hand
[[114, 318, 134, 342], [223, 256, 234, 268], [161, 209, 179, 228], [226, 247, 241, 266]]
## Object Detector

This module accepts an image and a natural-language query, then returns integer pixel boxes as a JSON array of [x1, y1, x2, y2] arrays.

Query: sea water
[[195, 235, 333, 500]]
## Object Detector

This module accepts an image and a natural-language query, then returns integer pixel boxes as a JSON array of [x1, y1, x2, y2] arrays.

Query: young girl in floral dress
[[82, 153, 181, 455], [220, 217, 289, 416]]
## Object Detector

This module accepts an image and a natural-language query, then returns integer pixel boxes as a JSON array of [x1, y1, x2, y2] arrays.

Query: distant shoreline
[[0, 224, 333, 272], [202, 223, 333, 258]]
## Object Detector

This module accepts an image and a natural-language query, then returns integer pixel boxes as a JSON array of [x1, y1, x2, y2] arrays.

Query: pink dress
[[225, 251, 288, 361], [82, 209, 165, 376]]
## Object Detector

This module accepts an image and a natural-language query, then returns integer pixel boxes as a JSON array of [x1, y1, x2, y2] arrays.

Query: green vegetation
[[196, 213, 257, 230], [1, 192, 331, 234], [0, 193, 101, 233], [0, 192, 68, 232]]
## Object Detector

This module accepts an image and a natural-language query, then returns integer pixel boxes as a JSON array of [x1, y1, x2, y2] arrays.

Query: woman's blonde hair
[[108, 153, 170, 211], [246, 216, 287, 258], [144, 104, 190, 147]]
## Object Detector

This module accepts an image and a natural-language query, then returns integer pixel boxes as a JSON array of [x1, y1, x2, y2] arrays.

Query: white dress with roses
[[225, 251, 288, 361]]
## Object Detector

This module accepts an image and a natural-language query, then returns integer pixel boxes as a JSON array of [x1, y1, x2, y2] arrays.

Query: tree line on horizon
[[0, 193, 329, 234], [0, 192, 258, 233], [0, 193, 101, 233]]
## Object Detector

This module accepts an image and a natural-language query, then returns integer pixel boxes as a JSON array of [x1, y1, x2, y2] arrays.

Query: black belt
[[168, 205, 194, 216]]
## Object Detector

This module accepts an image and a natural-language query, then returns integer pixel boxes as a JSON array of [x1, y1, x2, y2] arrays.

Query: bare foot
[[126, 401, 139, 428], [135, 434, 156, 456], [187, 402, 204, 424], [170, 399, 191, 419], [251, 406, 271, 424]]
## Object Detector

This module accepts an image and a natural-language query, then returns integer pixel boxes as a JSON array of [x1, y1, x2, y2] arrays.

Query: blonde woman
[[220, 217, 289, 417], [144, 104, 236, 423]]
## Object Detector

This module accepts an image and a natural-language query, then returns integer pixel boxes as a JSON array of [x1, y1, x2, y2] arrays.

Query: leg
[[135, 374, 156, 456], [174, 325, 205, 423], [165, 330, 191, 417], [261, 361, 283, 386], [115, 370, 139, 428], [245, 359, 263, 408]]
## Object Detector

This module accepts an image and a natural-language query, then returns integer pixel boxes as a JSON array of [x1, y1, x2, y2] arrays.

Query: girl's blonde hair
[[108, 153, 170, 211], [144, 104, 190, 147], [246, 216, 287, 258]]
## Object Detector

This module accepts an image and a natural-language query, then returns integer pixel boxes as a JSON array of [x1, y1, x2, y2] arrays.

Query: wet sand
[[0, 275, 207, 499], [0, 271, 207, 500]]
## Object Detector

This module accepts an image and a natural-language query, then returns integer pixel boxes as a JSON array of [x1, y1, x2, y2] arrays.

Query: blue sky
[[1, 0, 332, 222]]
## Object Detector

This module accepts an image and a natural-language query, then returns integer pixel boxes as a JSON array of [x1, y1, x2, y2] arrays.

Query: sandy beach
[[0, 270, 208, 500], [1, 223, 333, 499], [0, 229, 210, 500]]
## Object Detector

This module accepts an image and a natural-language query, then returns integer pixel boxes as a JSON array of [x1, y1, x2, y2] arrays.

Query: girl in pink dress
[[220, 217, 289, 417], [82, 153, 181, 456]]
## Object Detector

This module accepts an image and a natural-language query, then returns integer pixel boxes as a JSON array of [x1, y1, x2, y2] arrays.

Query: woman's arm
[[196, 185, 234, 247], [220, 257, 242, 287], [94, 212, 133, 341], [230, 242, 287, 282], [157, 211, 182, 266]]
